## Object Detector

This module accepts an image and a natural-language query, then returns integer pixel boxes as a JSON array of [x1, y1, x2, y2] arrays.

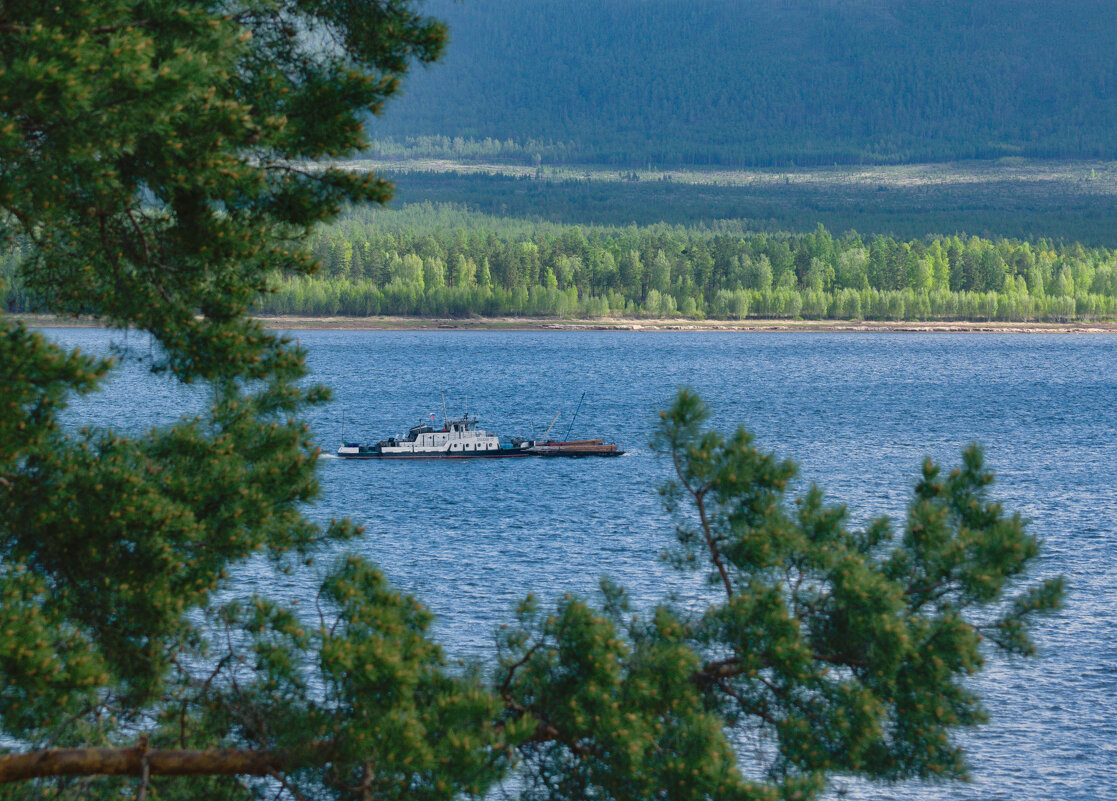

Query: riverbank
[[256, 316, 1117, 333], [15, 313, 1117, 334]]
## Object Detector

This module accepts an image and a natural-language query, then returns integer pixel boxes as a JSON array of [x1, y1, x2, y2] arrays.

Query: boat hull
[[531, 449, 624, 457], [337, 450, 532, 460]]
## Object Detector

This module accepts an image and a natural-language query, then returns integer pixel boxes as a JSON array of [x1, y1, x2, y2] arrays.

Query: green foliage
[[1, 0, 437, 381], [0, 0, 502, 797], [244, 205, 1117, 321], [183, 556, 516, 800], [498, 594, 753, 801], [653, 390, 1061, 785], [487, 389, 1062, 800], [0, 0, 1066, 798]]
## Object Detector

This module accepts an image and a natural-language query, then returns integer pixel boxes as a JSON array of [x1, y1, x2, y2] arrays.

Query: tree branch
[[715, 678, 779, 727], [524, 722, 594, 758], [0, 747, 287, 783], [693, 657, 742, 683], [694, 488, 734, 600], [499, 640, 543, 700], [670, 441, 733, 600]]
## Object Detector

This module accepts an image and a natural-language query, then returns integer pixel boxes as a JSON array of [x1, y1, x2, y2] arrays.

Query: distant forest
[[212, 206, 1117, 320], [9, 205, 1116, 321], [255, 205, 1116, 321], [367, 0, 1117, 167], [383, 167, 1117, 247]]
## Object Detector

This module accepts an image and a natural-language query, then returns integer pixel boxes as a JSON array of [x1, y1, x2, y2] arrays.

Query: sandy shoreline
[[14, 313, 1117, 334]]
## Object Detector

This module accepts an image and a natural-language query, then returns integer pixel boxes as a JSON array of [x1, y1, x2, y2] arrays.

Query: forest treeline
[[279, 207, 1117, 320], [369, 0, 1117, 167], [384, 168, 1117, 248], [8, 205, 1117, 321], [9, 204, 1117, 322]]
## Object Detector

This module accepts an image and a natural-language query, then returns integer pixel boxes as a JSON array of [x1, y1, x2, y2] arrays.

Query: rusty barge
[[528, 438, 623, 457]]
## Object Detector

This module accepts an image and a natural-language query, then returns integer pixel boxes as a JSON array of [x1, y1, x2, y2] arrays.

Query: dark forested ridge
[[368, 0, 1117, 167]]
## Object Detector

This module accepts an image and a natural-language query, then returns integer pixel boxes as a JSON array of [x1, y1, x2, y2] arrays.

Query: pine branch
[[0, 746, 291, 783]]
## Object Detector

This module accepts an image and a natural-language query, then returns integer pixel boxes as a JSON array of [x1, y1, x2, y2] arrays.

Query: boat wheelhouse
[[337, 413, 532, 460]]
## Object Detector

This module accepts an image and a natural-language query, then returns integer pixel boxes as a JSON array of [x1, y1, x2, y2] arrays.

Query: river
[[45, 329, 1117, 801]]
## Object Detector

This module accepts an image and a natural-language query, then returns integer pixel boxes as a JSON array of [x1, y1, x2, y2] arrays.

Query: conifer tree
[[0, 1, 1062, 799], [493, 391, 1062, 800], [1, 1, 517, 796]]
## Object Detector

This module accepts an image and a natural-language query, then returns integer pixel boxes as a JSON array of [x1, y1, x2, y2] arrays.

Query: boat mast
[[441, 391, 448, 427], [563, 392, 586, 443], [541, 411, 561, 441]]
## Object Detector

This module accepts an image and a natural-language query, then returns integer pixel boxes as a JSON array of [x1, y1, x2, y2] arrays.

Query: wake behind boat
[[337, 412, 532, 460]]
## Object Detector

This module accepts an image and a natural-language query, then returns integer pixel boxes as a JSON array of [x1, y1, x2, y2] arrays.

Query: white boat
[[337, 413, 532, 460]]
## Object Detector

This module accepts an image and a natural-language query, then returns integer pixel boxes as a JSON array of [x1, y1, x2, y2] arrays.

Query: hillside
[[368, 0, 1117, 167], [373, 159, 1117, 244]]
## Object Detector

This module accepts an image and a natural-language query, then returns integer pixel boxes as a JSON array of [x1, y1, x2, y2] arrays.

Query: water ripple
[[44, 329, 1117, 801]]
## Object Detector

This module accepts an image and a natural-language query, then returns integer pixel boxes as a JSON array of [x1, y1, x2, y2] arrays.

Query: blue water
[[44, 329, 1117, 800]]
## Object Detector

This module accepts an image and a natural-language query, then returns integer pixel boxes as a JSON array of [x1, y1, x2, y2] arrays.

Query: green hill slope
[[369, 0, 1117, 166]]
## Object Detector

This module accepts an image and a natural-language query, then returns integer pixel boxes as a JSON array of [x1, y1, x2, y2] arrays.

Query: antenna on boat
[[441, 391, 448, 427], [564, 392, 586, 443], [541, 411, 561, 442]]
